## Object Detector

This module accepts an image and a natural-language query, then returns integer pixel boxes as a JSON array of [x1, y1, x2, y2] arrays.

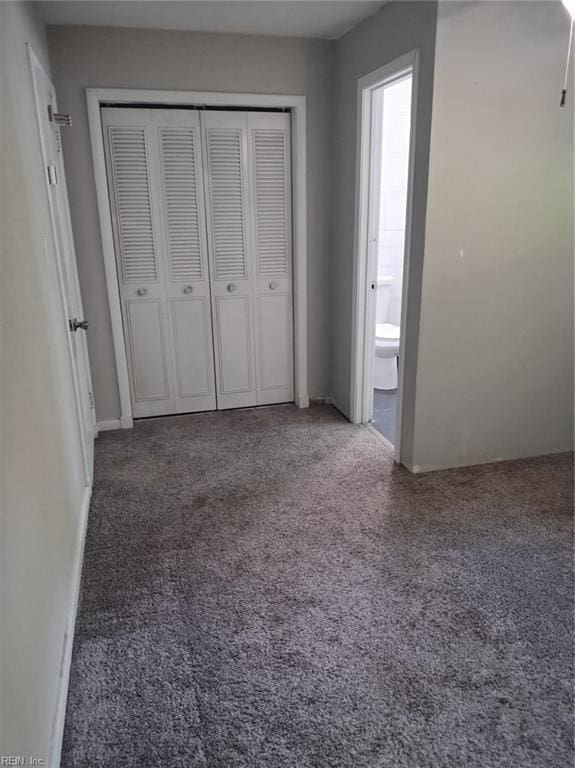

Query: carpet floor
[[61, 405, 573, 768]]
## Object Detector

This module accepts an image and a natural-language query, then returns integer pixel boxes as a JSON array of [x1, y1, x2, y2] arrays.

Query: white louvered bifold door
[[247, 112, 294, 405], [201, 111, 257, 409], [102, 107, 216, 417], [201, 111, 293, 410]]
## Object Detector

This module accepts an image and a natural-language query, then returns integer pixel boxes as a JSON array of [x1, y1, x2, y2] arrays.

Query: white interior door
[[102, 107, 217, 417], [29, 47, 95, 484]]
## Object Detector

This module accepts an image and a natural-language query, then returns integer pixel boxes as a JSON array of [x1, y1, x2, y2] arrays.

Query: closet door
[[157, 110, 216, 413], [102, 107, 216, 417], [103, 108, 172, 417], [247, 112, 294, 405], [201, 111, 257, 409]]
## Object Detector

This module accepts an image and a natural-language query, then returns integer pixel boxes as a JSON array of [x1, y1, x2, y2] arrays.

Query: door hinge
[[89, 391, 95, 410], [48, 104, 72, 127], [47, 165, 57, 185]]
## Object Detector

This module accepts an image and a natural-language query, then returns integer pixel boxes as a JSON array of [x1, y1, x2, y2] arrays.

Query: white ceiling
[[37, 1, 385, 40]]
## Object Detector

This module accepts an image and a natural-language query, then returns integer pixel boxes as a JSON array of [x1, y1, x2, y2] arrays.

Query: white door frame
[[86, 88, 308, 428], [350, 50, 419, 463]]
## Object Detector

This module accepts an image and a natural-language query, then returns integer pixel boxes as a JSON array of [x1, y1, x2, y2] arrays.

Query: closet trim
[[87, 88, 308, 428]]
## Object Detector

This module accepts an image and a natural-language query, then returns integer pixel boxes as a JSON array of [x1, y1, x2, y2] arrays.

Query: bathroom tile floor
[[372, 388, 397, 444]]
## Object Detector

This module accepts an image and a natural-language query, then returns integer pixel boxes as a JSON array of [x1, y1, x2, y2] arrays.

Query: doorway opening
[[351, 51, 418, 461], [371, 74, 412, 445]]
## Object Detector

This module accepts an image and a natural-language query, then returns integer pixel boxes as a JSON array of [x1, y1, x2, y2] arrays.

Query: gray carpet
[[61, 405, 574, 768]]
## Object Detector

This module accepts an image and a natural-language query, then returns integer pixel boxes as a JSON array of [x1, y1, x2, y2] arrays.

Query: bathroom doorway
[[350, 52, 418, 459], [372, 74, 412, 445]]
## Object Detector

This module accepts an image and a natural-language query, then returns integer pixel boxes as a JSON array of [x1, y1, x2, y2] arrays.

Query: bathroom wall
[[377, 76, 412, 326], [411, 0, 574, 469], [47, 25, 334, 421]]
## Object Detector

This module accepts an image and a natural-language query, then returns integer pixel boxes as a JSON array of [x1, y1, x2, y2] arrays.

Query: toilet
[[374, 276, 400, 390]]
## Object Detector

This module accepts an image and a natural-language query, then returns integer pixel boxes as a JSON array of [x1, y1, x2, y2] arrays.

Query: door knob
[[269, 281, 278, 290], [69, 318, 88, 332], [136, 288, 148, 296], [183, 285, 194, 294], [227, 284, 236, 293]]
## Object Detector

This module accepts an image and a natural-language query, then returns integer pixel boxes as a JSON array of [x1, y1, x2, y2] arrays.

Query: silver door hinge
[[48, 104, 72, 127], [89, 391, 95, 410]]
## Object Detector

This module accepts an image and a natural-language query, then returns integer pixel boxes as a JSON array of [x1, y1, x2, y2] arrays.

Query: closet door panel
[[170, 296, 213, 398], [157, 110, 216, 412], [102, 108, 176, 417], [248, 113, 294, 405], [202, 111, 256, 409], [257, 293, 291, 394], [103, 107, 217, 417], [126, 298, 170, 402], [215, 296, 253, 394]]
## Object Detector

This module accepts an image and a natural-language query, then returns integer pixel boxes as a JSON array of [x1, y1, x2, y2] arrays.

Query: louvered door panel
[[249, 113, 294, 405], [253, 129, 290, 277], [160, 127, 203, 281], [157, 110, 216, 413], [201, 111, 256, 409], [102, 107, 217, 417], [103, 108, 174, 417], [205, 128, 247, 281], [108, 125, 158, 283]]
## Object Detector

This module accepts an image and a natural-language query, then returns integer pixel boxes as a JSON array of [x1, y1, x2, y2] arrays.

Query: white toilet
[[374, 276, 400, 391]]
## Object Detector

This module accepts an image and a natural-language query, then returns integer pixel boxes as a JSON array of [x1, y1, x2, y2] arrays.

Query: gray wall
[[47, 26, 334, 421], [411, 1, 574, 470], [0, 3, 87, 760], [330, 1, 438, 470]]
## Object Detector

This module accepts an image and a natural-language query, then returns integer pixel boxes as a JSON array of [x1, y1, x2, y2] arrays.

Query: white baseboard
[[295, 395, 309, 408], [406, 446, 573, 474], [48, 484, 91, 768], [96, 419, 122, 432]]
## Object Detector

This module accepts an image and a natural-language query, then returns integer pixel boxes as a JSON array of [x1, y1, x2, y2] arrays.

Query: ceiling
[[37, 1, 385, 40]]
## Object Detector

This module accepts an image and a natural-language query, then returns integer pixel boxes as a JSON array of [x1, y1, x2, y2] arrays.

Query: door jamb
[[86, 88, 308, 428], [349, 50, 419, 464]]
